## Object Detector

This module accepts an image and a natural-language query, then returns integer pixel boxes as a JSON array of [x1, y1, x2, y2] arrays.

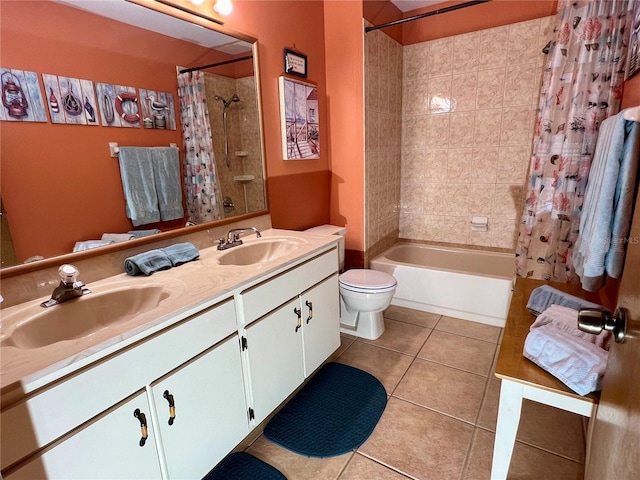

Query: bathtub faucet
[[217, 227, 261, 250]]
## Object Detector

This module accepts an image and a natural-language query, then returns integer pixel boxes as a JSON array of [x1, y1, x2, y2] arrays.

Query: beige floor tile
[[418, 330, 497, 376], [359, 397, 474, 479], [334, 333, 358, 358], [384, 305, 440, 328], [339, 453, 411, 479], [336, 341, 414, 394], [477, 376, 501, 431], [247, 436, 352, 480], [394, 358, 487, 423], [463, 428, 584, 480], [477, 382, 585, 462], [516, 401, 586, 462], [361, 319, 432, 356], [436, 316, 501, 343]]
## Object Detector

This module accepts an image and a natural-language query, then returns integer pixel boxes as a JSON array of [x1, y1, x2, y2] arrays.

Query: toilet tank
[[304, 225, 347, 271]]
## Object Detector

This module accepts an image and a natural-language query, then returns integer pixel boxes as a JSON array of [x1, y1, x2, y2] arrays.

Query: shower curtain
[[515, 0, 633, 283], [177, 71, 223, 224]]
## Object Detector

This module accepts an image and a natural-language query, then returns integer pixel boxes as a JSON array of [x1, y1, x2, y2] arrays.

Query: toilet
[[305, 225, 397, 340]]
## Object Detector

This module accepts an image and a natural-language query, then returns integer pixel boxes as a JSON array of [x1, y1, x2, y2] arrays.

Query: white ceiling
[[390, 0, 449, 13], [54, 0, 252, 53]]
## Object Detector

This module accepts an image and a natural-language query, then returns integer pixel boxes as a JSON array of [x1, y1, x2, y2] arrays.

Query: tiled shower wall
[[364, 23, 403, 263], [399, 16, 553, 250], [205, 74, 265, 218]]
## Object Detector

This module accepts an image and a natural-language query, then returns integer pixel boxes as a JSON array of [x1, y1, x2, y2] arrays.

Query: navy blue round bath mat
[[264, 362, 387, 458], [202, 452, 286, 480]]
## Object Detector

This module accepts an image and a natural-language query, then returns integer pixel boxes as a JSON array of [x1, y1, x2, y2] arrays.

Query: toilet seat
[[339, 269, 397, 294]]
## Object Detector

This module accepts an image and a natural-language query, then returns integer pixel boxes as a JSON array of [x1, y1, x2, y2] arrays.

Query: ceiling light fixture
[[214, 0, 232, 15]]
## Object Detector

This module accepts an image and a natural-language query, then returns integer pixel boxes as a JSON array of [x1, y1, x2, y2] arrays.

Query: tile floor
[[246, 306, 586, 480]]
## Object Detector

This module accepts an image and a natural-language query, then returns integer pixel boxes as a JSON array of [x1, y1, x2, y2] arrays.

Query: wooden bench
[[491, 278, 602, 479]]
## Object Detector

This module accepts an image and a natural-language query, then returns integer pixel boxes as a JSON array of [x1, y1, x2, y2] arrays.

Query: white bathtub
[[370, 243, 515, 328]]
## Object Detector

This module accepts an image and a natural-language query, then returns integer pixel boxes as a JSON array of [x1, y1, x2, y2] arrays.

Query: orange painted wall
[[401, 0, 558, 44], [362, 0, 403, 43], [222, 1, 331, 229], [324, 1, 366, 253]]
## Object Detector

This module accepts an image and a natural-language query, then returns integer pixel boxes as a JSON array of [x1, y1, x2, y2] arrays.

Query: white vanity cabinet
[[150, 334, 249, 479], [1, 298, 243, 480], [240, 249, 340, 425], [1, 240, 341, 479], [4, 390, 163, 480]]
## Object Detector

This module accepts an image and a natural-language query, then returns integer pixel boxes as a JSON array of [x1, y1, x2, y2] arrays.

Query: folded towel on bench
[[524, 324, 608, 395], [532, 304, 611, 350], [526, 285, 602, 316]]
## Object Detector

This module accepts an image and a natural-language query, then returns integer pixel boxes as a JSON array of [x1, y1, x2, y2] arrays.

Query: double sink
[[1, 234, 309, 353]]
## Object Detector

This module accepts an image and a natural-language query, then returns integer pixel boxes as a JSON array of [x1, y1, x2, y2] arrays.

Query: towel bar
[[109, 142, 177, 158]]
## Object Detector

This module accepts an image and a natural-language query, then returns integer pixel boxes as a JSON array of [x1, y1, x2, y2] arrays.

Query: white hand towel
[[532, 304, 611, 350], [101, 233, 134, 243], [524, 324, 608, 395]]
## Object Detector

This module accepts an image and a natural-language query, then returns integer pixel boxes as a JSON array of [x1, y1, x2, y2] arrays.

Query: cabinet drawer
[[1, 298, 236, 471], [240, 248, 338, 324]]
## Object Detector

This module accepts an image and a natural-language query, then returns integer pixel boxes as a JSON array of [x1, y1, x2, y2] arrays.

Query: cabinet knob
[[294, 307, 302, 332], [305, 301, 313, 324], [133, 408, 149, 447], [163, 390, 176, 426]]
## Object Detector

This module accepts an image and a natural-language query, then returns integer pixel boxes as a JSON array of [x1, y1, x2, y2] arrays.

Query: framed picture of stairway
[[278, 76, 319, 160]]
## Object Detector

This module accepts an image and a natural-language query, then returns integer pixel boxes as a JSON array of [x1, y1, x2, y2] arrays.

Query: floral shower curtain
[[177, 71, 223, 224], [515, 0, 633, 283]]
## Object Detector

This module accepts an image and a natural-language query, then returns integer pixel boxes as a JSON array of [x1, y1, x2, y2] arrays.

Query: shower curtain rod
[[365, 0, 492, 33], [179, 54, 253, 74]]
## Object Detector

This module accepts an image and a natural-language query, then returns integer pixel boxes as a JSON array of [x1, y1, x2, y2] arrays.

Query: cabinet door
[[150, 335, 248, 480], [301, 274, 340, 377], [4, 391, 161, 480], [245, 296, 305, 424]]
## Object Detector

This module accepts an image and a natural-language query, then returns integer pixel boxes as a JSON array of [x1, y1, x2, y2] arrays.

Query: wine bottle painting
[[42, 74, 99, 126]]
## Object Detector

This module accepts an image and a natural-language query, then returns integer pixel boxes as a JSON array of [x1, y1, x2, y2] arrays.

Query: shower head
[[215, 94, 240, 108]]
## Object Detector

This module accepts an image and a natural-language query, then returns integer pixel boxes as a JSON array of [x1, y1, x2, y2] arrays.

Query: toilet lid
[[339, 269, 397, 293]]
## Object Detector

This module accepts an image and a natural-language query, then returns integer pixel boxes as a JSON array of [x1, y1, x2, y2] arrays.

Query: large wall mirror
[[0, 0, 267, 272]]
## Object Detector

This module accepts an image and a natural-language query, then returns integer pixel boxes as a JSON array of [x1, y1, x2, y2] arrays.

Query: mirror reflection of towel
[[118, 147, 161, 226], [151, 147, 184, 221]]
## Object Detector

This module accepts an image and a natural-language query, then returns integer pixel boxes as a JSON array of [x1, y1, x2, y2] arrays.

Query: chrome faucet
[[217, 227, 261, 250], [41, 264, 91, 308]]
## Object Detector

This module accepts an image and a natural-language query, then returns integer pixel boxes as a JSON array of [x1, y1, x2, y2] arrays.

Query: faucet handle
[[58, 264, 79, 285]]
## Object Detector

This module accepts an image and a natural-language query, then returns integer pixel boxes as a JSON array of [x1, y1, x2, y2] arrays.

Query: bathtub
[[370, 243, 515, 328]]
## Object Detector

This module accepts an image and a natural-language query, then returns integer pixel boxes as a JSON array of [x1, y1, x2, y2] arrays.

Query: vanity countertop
[[0, 229, 339, 396]]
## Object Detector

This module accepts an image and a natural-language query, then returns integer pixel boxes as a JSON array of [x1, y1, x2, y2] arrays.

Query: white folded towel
[[532, 304, 611, 350], [524, 324, 608, 395], [72, 240, 113, 252], [101, 233, 135, 243]]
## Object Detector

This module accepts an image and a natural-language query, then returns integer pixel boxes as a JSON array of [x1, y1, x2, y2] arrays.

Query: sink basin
[[1, 284, 173, 350], [216, 238, 304, 266]]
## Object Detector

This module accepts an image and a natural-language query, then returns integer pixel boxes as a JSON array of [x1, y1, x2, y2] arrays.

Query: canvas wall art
[[42, 74, 98, 125], [278, 76, 319, 160], [0, 68, 47, 122]]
